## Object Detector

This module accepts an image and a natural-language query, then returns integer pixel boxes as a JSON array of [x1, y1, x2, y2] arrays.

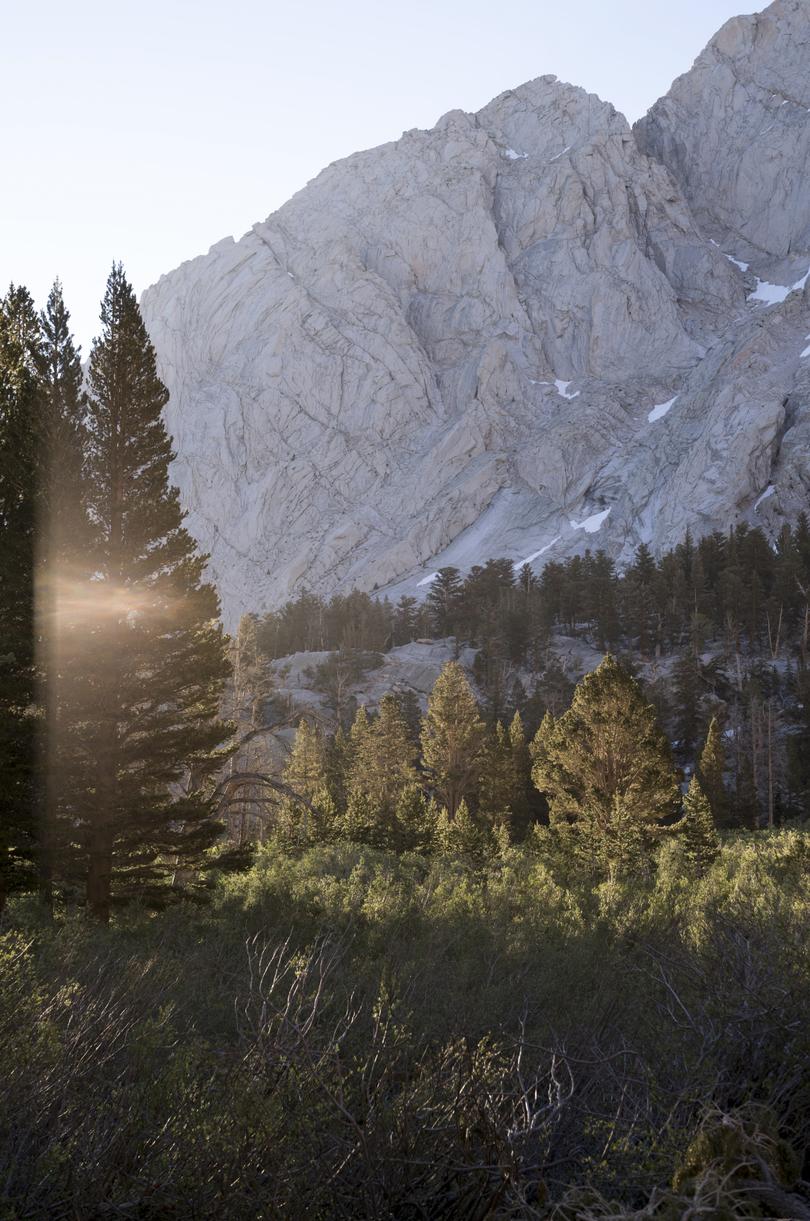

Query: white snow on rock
[[749, 264, 810, 306], [749, 279, 792, 305], [503, 147, 528, 159], [514, 535, 561, 569], [570, 508, 611, 534], [753, 484, 776, 512], [800, 334, 810, 359], [726, 254, 749, 272], [710, 240, 749, 272], [417, 572, 439, 587], [554, 379, 580, 400], [648, 396, 678, 423]]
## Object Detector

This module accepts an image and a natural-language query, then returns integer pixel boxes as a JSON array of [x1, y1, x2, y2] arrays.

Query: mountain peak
[[142, 5, 810, 627]]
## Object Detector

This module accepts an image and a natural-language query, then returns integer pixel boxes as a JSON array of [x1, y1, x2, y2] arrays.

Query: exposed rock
[[635, 0, 810, 279], [141, 2, 810, 628]]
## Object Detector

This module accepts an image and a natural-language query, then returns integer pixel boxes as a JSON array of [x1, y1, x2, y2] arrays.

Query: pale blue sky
[[2, 0, 750, 349]]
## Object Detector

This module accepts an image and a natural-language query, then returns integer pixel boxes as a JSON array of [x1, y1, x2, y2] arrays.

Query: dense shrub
[[1, 829, 808, 1217]]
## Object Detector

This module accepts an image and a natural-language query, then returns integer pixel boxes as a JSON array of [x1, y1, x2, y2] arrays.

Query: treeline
[[254, 523, 810, 666], [0, 273, 233, 920], [258, 656, 725, 878], [247, 523, 810, 824]]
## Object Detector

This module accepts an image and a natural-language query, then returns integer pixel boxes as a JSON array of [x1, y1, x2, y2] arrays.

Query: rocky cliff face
[[141, 0, 810, 627]]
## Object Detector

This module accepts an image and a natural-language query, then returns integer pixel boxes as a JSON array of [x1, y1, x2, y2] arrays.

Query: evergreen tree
[[420, 661, 486, 817], [392, 784, 436, 852], [280, 719, 335, 845], [623, 543, 659, 655], [478, 720, 515, 824], [433, 798, 490, 868], [425, 567, 462, 637], [531, 656, 680, 879], [678, 775, 720, 871], [696, 716, 730, 827], [344, 694, 418, 843], [393, 595, 419, 645], [672, 649, 703, 756], [508, 710, 533, 835], [392, 686, 422, 745], [66, 265, 232, 920], [35, 281, 91, 910], [0, 290, 40, 909]]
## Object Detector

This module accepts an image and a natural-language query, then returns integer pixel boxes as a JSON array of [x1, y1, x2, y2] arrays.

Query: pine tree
[[35, 281, 91, 910], [421, 661, 486, 817], [697, 716, 730, 827], [342, 694, 419, 844], [672, 649, 703, 757], [508, 710, 533, 835], [279, 718, 335, 845], [531, 656, 679, 879], [678, 775, 720, 871], [478, 720, 515, 824], [66, 265, 233, 920], [0, 290, 40, 909], [433, 798, 490, 868], [425, 567, 462, 637], [392, 784, 436, 852]]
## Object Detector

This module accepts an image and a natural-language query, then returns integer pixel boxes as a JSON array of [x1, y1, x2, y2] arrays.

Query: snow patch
[[749, 279, 791, 305], [748, 264, 810, 305], [648, 396, 678, 423], [503, 148, 528, 160], [514, 535, 561, 569], [554, 379, 580, 400], [570, 508, 611, 534], [417, 572, 439, 587], [726, 254, 749, 272], [548, 144, 572, 162], [753, 484, 775, 512], [800, 333, 810, 359]]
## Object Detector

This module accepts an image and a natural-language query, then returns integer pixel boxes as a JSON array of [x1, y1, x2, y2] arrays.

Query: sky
[[2, 0, 751, 350]]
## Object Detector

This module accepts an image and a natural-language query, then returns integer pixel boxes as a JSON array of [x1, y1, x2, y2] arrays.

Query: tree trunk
[[86, 823, 113, 923]]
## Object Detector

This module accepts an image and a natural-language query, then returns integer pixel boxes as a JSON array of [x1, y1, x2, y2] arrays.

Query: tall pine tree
[[35, 280, 92, 910], [67, 265, 233, 920], [532, 656, 680, 879], [420, 661, 486, 817], [0, 288, 40, 909]]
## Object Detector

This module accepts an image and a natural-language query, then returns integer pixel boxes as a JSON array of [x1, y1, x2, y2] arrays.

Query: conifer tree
[[478, 720, 515, 824], [672, 649, 703, 756], [66, 265, 232, 920], [348, 693, 417, 813], [531, 656, 679, 879], [341, 695, 419, 845], [433, 798, 490, 868], [0, 291, 39, 909], [421, 661, 486, 817], [678, 775, 720, 871], [425, 567, 462, 637], [697, 716, 730, 827], [392, 784, 436, 852], [280, 718, 333, 843], [35, 281, 91, 909], [508, 710, 533, 834]]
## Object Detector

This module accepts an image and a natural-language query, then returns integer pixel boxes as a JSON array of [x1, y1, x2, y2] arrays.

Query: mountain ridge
[[141, 0, 810, 627]]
